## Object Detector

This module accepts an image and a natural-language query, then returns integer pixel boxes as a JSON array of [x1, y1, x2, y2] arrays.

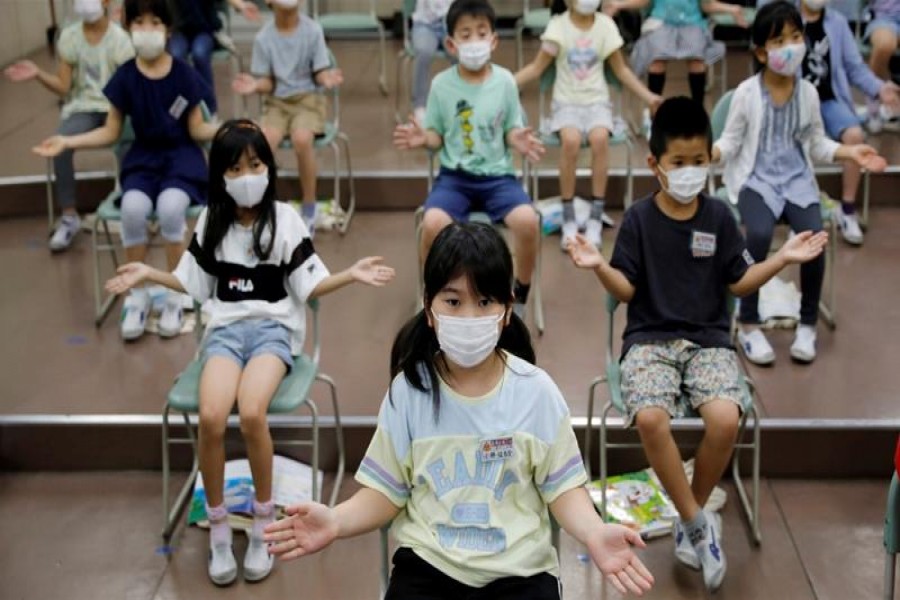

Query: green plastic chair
[[530, 61, 634, 211], [312, 0, 387, 95], [393, 0, 452, 123], [515, 0, 552, 70], [161, 298, 346, 540], [273, 50, 356, 234], [584, 293, 762, 545], [709, 91, 839, 329], [886, 473, 900, 599]]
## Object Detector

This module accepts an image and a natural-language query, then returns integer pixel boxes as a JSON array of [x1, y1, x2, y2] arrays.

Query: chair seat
[[521, 8, 551, 31], [96, 194, 205, 222], [167, 354, 318, 413], [318, 13, 381, 31], [710, 7, 756, 27]]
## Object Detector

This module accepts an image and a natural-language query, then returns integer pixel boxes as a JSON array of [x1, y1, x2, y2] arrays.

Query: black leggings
[[385, 548, 561, 600], [737, 187, 825, 326]]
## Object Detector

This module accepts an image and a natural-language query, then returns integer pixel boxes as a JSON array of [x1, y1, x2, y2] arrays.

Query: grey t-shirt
[[250, 16, 330, 98]]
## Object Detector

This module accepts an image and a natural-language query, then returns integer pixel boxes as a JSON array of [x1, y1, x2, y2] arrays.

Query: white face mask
[[432, 309, 504, 368], [574, 0, 601, 15], [225, 169, 269, 208], [766, 42, 807, 77], [660, 165, 708, 204], [131, 30, 167, 60], [456, 39, 493, 71], [804, 0, 828, 11], [74, 0, 104, 23], [271, 0, 299, 8]]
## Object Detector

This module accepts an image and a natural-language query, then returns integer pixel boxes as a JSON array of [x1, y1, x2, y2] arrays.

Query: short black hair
[[751, 1, 803, 50], [446, 0, 496, 36], [649, 96, 712, 159], [124, 0, 172, 28]]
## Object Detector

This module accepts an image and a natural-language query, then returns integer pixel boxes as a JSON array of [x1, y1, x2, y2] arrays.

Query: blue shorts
[[202, 319, 293, 372], [424, 167, 530, 223], [865, 16, 900, 41], [820, 99, 863, 140]]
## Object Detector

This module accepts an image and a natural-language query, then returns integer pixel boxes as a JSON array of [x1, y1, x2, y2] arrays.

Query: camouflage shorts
[[620, 339, 743, 427]]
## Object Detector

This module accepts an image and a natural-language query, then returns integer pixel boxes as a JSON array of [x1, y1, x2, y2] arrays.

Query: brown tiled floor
[[0, 472, 891, 599], [2, 208, 899, 419]]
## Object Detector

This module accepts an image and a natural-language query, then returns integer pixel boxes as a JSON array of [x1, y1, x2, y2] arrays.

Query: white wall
[[0, 0, 54, 66]]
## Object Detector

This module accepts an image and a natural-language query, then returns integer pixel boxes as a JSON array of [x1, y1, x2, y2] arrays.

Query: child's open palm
[[393, 120, 427, 150], [318, 68, 343, 90], [567, 233, 605, 268], [33, 135, 67, 158], [350, 256, 396, 287], [4, 60, 38, 82], [231, 73, 257, 95], [588, 524, 654, 595], [849, 144, 887, 172], [508, 126, 545, 163], [264, 502, 339, 561], [105, 262, 151, 294], [778, 230, 828, 264]]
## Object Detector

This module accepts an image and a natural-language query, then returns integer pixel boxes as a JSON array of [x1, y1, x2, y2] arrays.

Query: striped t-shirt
[[357, 353, 587, 587]]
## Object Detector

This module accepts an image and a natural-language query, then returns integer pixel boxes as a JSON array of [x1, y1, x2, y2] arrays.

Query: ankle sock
[[513, 279, 530, 304], [688, 72, 707, 103], [252, 498, 276, 538], [841, 200, 856, 215], [561, 198, 575, 222], [684, 509, 709, 546], [648, 72, 666, 96], [301, 202, 316, 220], [590, 197, 605, 221], [206, 502, 232, 546]]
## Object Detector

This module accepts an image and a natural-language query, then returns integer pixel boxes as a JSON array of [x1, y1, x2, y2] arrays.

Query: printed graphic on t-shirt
[[477, 110, 505, 144], [804, 36, 830, 88], [84, 61, 101, 87], [691, 230, 717, 257], [456, 99, 475, 154], [169, 95, 189, 120], [567, 38, 599, 81]]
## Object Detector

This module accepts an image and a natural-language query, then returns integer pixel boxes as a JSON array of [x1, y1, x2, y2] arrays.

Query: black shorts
[[385, 548, 561, 600]]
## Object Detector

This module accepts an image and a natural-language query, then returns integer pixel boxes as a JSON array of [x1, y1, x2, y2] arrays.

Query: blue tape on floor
[[66, 335, 88, 345], [156, 545, 174, 555], [577, 553, 590, 563]]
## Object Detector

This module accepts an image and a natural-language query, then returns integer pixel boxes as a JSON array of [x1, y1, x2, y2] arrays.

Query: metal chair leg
[[377, 24, 388, 96], [885, 552, 896, 600], [584, 376, 605, 477], [338, 132, 355, 234], [731, 402, 762, 545], [599, 401, 614, 521], [46, 158, 56, 233], [317, 372, 345, 507], [94, 217, 120, 326], [306, 398, 320, 503], [162, 409, 200, 540]]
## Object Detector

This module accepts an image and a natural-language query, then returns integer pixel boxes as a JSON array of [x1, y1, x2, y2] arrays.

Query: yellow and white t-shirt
[[540, 12, 623, 106], [356, 354, 587, 587]]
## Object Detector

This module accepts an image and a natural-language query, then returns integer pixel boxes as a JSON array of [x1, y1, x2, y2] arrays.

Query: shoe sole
[[157, 326, 181, 338], [740, 348, 775, 367], [209, 569, 237, 586], [121, 329, 146, 341], [790, 351, 815, 364], [243, 564, 274, 582]]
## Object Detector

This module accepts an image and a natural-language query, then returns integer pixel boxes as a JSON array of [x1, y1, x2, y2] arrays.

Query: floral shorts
[[620, 339, 743, 427]]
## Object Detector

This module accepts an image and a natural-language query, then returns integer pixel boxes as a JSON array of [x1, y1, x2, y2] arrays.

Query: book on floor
[[587, 469, 679, 539]]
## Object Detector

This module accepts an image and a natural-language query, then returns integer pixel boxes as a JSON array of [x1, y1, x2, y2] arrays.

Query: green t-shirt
[[423, 64, 524, 176], [56, 21, 134, 119]]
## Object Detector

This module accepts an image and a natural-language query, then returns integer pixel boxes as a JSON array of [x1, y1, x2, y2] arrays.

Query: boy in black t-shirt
[[567, 97, 828, 592]]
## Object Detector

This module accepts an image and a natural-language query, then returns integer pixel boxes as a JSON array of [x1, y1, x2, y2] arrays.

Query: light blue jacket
[[814, 7, 884, 109]]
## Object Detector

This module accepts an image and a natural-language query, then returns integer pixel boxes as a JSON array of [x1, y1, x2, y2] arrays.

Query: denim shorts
[[424, 167, 531, 223], [865, 15, 900, 41], [620, 340, 743, 427], [202, 319, 293, 371], [820, 99, 863, 140]]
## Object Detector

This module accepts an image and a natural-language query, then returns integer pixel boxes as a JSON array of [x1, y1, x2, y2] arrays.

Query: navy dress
[[103, 57, 208, 206]]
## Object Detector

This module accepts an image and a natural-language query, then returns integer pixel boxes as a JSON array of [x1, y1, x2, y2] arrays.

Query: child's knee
[[157, 189, 190, 242], [505, 205, 539, 234], [701, 400, 740, 441], [648, 60, 666, 73], [421, 208, 453, 237], [238, 405, 268, 437], [120, 191, 152, 246], [588, 128, 609, 151], [559, 129, 582, 155], [635, 407, 671, 439], [290, 128, 315, 151], [199, 408, 228, 439], [262, 127, 285, 151]]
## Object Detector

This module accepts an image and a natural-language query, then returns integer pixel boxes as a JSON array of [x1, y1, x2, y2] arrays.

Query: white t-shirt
[[173, 201, 329, 355], [540, 12, 623, 105]]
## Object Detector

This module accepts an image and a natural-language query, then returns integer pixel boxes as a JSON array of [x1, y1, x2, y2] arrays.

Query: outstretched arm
[[729, 230, 828, 297], [4, 59, 72, 97], [188, 104, 220, 142], [514, 48, 554, 89], [607, 50, 663, 111], [309, 256, 395, 299], [33, 106, 124, 156], [105, 262, 186, 295], [550, 487, 653, 596], [264, 488, 401, 561]]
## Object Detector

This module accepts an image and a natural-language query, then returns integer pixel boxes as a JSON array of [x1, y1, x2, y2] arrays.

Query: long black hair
[[389, 222, 535, 418], [204, 119, 278, 261]]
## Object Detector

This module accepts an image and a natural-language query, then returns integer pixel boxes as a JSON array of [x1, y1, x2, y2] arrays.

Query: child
[[167, 0, 260, 116], [604, 0, 746, 132], [410, 0, 454, 125], [34, 0, 222, 341], [393, 0, 545, 319], [104, 119, 395, 586], [798, 0, 900, 246], [713, 1, 887, 365], [515, 0, 663, 250], [865, 0, 900, 133], [231, 0, 344, 233], [568, 96, 828, 591], [4, 0, 133, 252], [263, 221, 654, 598]]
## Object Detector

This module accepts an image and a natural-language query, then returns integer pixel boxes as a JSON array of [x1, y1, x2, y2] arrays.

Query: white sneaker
[[49, 214, 80, 252], [584, 218, 602, 248], [120, 289, 151, 341], [157, 292, 184, 338], [836, 210, 864, 246], [244, 519, 275, 582], [208, 528, 238, 586], [692, 510, 726, 592], [560, 220, 578, 252], [790, 324, 817, 363], [673, 520, 700, 570], [737, 328, 775, 366], [413, 106, 427, 127]]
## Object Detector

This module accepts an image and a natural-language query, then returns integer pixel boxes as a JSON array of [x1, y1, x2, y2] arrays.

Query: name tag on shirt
[[478, 436, 514, 462], [169, 95, 189, 120], [691, 230, 717, 258]]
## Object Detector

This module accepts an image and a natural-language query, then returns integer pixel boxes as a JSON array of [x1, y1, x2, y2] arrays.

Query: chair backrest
[[710, 90, 734, 143], [312, 0, 377, 19], [885, 473, 900, 554]]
